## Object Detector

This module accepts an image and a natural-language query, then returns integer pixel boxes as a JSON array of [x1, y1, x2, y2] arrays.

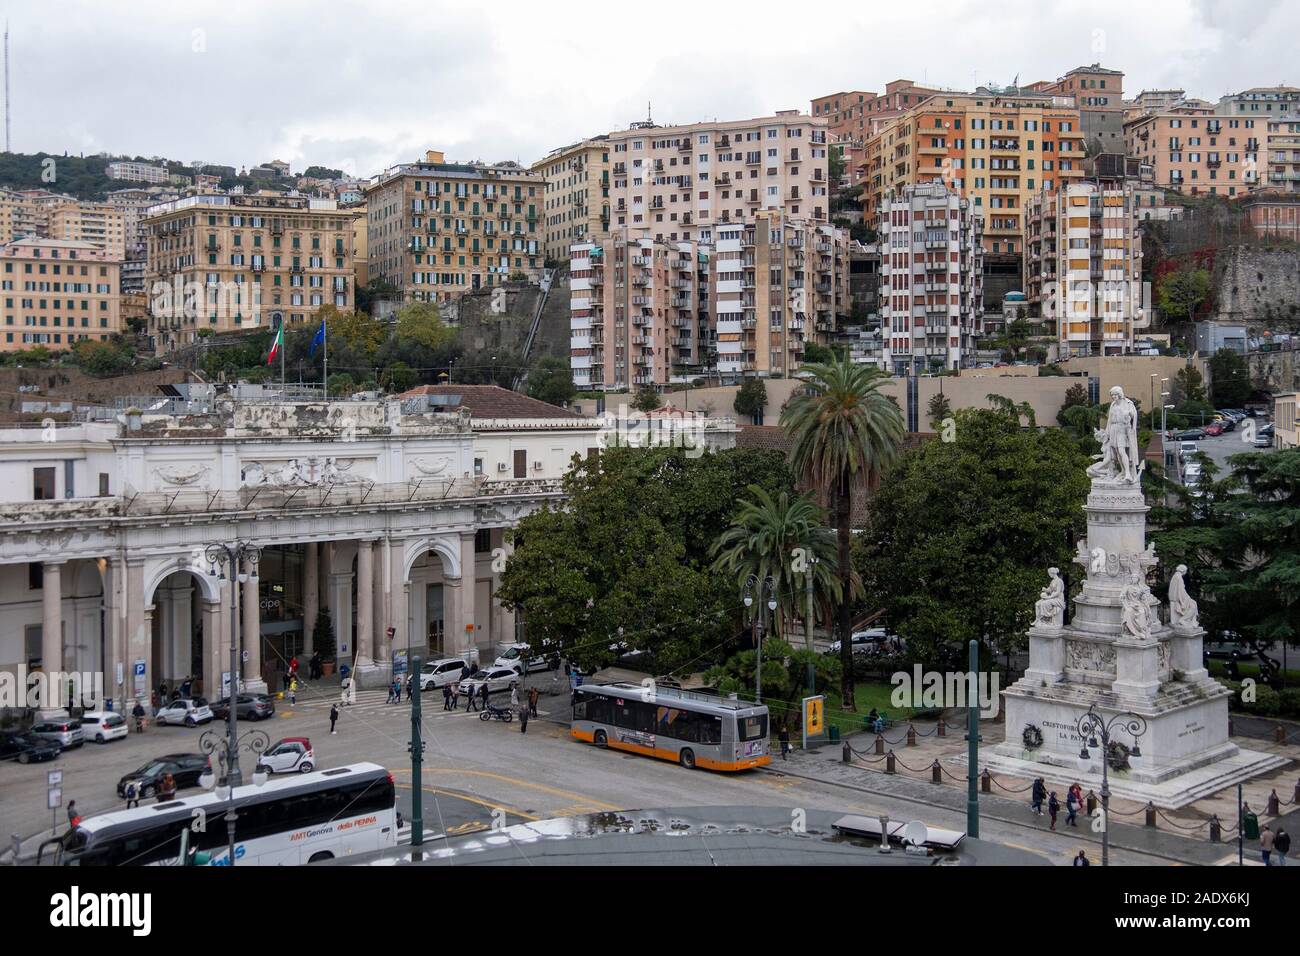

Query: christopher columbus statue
[[1086, 386, 1142, 484]]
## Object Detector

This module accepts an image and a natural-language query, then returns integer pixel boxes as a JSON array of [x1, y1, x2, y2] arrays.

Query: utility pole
[[804, 559, 817, 693], [410, 654, 424, 851], [966, 639, 980, 838]]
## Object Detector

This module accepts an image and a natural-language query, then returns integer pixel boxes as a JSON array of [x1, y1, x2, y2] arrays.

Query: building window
[[29, 563, 43, 590], [513, 448, 527, 478], [474, 528, 492, 553], [33, 467, 55, 500]]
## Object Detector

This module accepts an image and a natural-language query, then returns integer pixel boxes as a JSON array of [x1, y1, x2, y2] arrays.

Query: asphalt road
[[1169, 424, 1276, 479], [0, 677, 1192, 866]]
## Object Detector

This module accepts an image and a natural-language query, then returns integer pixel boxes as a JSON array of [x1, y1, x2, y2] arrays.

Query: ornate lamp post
[[199, 727, 269, 866], [1076, 704, 1147, 867], [204, 542, 262, 788], [742, 574, 777, 703]]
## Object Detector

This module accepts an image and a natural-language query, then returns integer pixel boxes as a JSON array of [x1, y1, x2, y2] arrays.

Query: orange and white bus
[[571, 682, 770, 771]]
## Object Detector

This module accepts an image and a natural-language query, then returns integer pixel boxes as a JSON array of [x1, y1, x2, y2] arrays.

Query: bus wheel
[[307, 851, 334, 863], [679, 749, 696, 770], [593, 730, 607, 748]]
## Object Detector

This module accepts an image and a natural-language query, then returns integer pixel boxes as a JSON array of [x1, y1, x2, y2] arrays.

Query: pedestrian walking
[[451, 683, 461, 710], [132, 698, 147, 734], [479, 682, 490, 711], [406, 675, 414, 702], [386, 680, 395, 704], [1048, 792, 1060, 831], [519, 704, 529, 734], [124, 780, 140, 809], [443, 683, 452, 711], [67, 800, 80, 828], [528, 686, 539, 718], [289, 655, 299, 680], [1274, 828, 1290, 867], [158, 773, 177, 803], [1073, 850, 1090, 867], [779, 725, 791, 761], [1066, 783, 1081, 827], [466, 682, 480, 712], [289, 678, 297, 706], [329, 703, 339, 735], [1261, 824, 1275, 866], [510, 684, 519, 709], [1031, 777, 1046, 815], [310, 652, 321, 680]]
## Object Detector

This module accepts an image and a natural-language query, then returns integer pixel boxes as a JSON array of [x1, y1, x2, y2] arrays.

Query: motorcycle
[[480, 703, 513, 722]]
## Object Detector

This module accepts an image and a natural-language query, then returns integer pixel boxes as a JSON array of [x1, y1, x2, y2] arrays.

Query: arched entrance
[[144, 564, 222, 700], [403, 537, 461, 660]]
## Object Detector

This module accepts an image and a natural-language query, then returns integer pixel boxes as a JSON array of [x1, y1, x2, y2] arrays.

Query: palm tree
[[710, 485, 844, 651], [781, 358, 904, 710]]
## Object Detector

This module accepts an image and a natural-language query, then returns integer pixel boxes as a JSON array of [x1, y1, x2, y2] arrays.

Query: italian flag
[[266, 324, 283, 366]]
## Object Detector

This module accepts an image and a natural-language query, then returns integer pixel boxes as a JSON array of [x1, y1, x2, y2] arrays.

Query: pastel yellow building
[[0, 237, 122, 352], [532, 138, 610, 263]]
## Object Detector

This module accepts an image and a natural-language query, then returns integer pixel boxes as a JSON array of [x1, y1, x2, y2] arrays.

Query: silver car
[[154, 697, 214, 727], [29, 720, 84, 750]]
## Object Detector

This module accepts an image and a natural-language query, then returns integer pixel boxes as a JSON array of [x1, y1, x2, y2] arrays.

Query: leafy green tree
[[858, 409, 1090, 667], [327, 372, 356, 396], [780, 357, 904, 709], [986, 393, 1037, 428], [526, 356, 577, 407], [312, 606, 337, 661], [733, 377, 767, 421], [927, 392, 953, 432], [1157, 266, 1212, 325], [1152, 449, 1300, 679], [709, 485, 845, 647], [633, 386, 661, 412], [356, 277, 399, 316], [495, 447, 794, 676], [1173, 365, 1208, 405], [802, 342, 838, 364], [379, 361, 416, 393], [72, 338, 134, 376], [393, 301, 454, 351], [704, 637, 840, 726], [1208, 348, 1252, 408]]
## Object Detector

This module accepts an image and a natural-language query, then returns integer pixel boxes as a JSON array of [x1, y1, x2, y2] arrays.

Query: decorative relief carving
[[240, 457, 369, 487], [154, 464, 211, 487], [1066, 640, 1117, 673]]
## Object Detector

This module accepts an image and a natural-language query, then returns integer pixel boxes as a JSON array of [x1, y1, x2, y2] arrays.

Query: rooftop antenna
[[4, 20, 10, 153]]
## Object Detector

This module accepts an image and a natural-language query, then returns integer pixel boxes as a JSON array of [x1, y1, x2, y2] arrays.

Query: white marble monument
[[982, 387, 1286, 808]]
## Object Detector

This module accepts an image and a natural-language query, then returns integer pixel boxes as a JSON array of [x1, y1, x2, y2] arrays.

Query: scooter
[[480, 703, 513, 722]]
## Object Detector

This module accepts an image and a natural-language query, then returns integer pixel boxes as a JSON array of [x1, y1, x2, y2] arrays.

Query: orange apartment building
[[865, 88, 1086, 254], [813, 81, 943, 187], [1124, 102, 1261, 196], [0, 237, 121, 352], [1027, 64, 1126, 154], [531, 136, 611, 263], [605, 112, 831, 244]]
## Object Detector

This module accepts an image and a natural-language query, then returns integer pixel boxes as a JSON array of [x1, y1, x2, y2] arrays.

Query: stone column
[[374, 537, 389, 662], [39, 561, 65, 711], [355, 539, 374, 667], [493, 536, 515, 644], [124, 560, 150, 708], [201, 599, 225, 701], [162, 580, 193, 684], [328, 570, 353, 661], [101, 558, 124, 709], [303, 542, 319, 656], [242, 559, 266, 693], [459, 531, 478, 659]]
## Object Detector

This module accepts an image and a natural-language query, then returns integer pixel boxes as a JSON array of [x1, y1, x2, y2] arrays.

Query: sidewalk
[[766, 717, 1298, 866]]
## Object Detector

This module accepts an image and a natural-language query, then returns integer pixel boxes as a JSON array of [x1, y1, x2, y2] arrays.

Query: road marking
[[392, 781, 541, 821], [391, 766, 620, 812]]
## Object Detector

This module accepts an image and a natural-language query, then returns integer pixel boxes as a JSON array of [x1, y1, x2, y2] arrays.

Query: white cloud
[[8, 0, 1297, 176]]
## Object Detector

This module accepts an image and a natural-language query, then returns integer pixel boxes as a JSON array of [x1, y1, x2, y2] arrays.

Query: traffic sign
[[47, 769, 63, 787]]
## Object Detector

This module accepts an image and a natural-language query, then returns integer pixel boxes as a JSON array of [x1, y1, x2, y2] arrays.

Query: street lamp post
[[204, 542, 262, 789], [803, 555, 819, 694], [198, 727, 269, 867], [1076, 705, 1148, 867], [742, 575, 777, 703]]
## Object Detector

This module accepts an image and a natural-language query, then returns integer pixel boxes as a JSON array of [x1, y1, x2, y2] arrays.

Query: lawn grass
[[1206, 659, 1300, 684]]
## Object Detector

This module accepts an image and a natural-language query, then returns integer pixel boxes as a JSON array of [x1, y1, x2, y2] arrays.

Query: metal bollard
[[1209, 815, 1221, 843], [931, 759, 942, 784], [842, 742, 851, 765], [874, 734, 885, 755], [1086, 791, 1098, 815], [1145, 802, 1156, 828], [937, 717, 946, 738], [1228, 716, 1234, 736], [981, 768, 992, 793], [1267, 789, 1280, 816], [886, 750, 896, 774], [1294, 777, 1300, 806], [1277, 725, 1286, 744], [906, 724, 917, 747]]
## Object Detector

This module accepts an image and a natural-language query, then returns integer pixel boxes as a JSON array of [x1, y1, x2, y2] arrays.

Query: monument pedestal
[[980, 404, 1286, 808]]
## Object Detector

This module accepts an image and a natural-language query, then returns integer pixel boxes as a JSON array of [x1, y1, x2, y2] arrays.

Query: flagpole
[[280, 316, 286, 394], [322, 320, 328, 400]]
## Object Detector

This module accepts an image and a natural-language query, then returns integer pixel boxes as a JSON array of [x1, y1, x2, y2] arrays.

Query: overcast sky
[[8, 0, 1296, 179]]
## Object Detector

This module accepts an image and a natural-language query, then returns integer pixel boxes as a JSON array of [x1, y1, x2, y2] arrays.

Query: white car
[[827, 628, 903, 656], [154, 697, 214, 727], [79, 711, 128, 743], [419, 657, 469, 691], [457, 667, 519, 698], [493, 643, 553, 675], [256, 736, 315, 774]]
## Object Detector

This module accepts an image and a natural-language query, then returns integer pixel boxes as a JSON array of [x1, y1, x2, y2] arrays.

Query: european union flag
[[309, 320, 326, 356]]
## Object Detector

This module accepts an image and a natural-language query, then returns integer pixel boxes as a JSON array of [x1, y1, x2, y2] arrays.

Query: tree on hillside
[[526, 356, 577, 407], [780, 357, 904, 710], [1208, 347, 1252, 407], [633, 386, 661, 412], [927, 392, 953, 432], [1157, 266, 1211, 326], [733, 377, 767, 421], [858, 409, 1091, 668]]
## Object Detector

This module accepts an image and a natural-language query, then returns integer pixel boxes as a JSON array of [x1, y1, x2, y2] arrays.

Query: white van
[[493, 642, 553, 675], [419, 657, 470, 691]]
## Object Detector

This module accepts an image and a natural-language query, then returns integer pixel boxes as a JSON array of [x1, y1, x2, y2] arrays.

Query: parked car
[[79, 711, 128, 744], [1178, 441, 1199, 460], [255, 736, 315, 775], [419, 657, 470, 691], [1174, 428, 1206, 441], [211, 694, 275, 722], [1254, 431, 1274, 449], [154, 697, 214, 727], [0, 731, 61, 764], [29, 720, 84, 750], [494, 642, 554, 675], [457, 667, 519, 698], [827, 628, 904, 656], [1203, 423, 1224, 437], [116, 753, 210, 798]]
